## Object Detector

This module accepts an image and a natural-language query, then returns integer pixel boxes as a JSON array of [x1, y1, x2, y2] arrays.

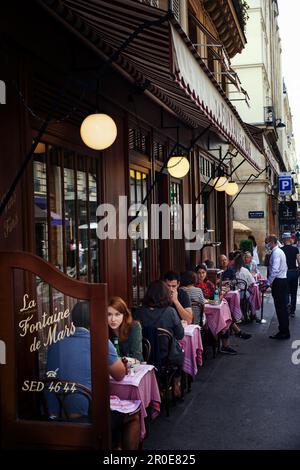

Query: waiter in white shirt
[[265, 235, 290, 339]]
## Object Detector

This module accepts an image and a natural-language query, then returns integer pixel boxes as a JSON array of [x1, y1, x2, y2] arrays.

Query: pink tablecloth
[[110, 364, 160, 440], [224, 290, 242, 322], [110, 396, 141, 414], [248, 283, 262, 314], [178, 324, 203, 378], [204, 300, 232, 337]]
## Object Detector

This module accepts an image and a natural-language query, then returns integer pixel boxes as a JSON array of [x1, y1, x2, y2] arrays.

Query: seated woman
[[108, 296, 143, 362], [234, 253, 256, 290], [244, 251, 258, 274], [195, 264, 215, 300], [46, 301, 140, 450], [136, 280, 184, 396], [180, 271, 206, 325], [195, 265, 251, 341]]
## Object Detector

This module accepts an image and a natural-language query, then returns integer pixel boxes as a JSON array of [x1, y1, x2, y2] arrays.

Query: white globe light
[[225, 181, 239, 196], [33, 142, 46, 154], [213, 176, 228, 191], [167, 156, 190, 178], [80, 113, 117, 150]]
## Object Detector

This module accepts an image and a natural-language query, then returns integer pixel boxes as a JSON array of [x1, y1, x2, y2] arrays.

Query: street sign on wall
[[278, 172, 292, 196], [248, 211, 264, 219]]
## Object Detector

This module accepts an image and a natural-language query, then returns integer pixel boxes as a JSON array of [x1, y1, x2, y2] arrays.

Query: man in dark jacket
[[281, 232, 300, 317]]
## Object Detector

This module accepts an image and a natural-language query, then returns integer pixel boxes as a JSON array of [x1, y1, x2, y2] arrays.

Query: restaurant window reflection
[[14, 268, 92, 423], [33, 143, 100, 282], [170, 180, 184, 272], [129, 168, 149, 306]]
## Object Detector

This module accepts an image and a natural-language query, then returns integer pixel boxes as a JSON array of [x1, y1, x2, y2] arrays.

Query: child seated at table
[[46, 301, 140, 450], [108, 296, 143, 362]]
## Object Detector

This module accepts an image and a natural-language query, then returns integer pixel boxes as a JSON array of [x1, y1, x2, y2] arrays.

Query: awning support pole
[[228, 165, 268, 208]]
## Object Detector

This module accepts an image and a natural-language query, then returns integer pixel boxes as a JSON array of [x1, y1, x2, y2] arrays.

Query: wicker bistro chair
[[156, 327, 181, 417], [235, 278, 252, 322], [191, 302, 220, 359], [142, 337, 151, 363], [42, 379, 92, 423]]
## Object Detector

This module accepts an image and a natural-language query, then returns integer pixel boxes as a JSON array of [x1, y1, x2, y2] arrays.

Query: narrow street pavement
[[145, 275, 300, 450]]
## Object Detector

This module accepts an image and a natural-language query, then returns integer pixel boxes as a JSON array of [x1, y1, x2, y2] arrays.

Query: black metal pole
[[0, 113, 53, 218], [228, 165, 268, 208]]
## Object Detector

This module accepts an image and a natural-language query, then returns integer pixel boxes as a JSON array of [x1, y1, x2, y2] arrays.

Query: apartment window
[[33, 143, 100, 282]]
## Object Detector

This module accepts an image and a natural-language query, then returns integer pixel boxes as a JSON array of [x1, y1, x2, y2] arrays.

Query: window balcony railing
[[188, 12, 248, 100], [264, 106, 275, 126], [137, 0, 160, 7]]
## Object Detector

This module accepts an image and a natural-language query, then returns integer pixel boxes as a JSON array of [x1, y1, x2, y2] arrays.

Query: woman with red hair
[[108, 297, 143, 362]]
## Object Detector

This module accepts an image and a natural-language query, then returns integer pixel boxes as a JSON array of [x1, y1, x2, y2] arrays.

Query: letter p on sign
[[282, 181, 290, 190]]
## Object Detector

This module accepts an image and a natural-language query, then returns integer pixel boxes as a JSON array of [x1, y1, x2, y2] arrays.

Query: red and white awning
[[36, 0, 264, 170]]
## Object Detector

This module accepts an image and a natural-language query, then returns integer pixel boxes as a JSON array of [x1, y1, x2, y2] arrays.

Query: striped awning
[[36, 0, 263, 170]]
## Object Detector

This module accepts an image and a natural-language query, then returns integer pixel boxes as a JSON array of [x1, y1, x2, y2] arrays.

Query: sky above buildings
[[277, 0, 300, 163]]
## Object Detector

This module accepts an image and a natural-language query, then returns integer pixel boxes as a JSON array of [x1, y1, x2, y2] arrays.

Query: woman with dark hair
[[248, 234, 260, 265], [195, 264, 215, 300], [180, 271, 206, 325], [108, 296, 143, 362], [137, 281, 184, 397], [136, 281, 184, 362]]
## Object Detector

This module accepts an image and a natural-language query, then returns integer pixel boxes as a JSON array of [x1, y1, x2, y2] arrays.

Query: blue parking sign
[[278, 173, 292, 195]]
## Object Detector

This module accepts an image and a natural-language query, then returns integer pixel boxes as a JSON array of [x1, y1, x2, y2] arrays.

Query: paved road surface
[[144, 277, 300, 450]]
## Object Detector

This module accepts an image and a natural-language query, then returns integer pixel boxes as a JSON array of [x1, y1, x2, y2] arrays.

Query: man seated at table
[[219, 254, 236, 281], [46, 301, 140, 450], [164, 271, 193, 325], [195, 264, 251, 340]]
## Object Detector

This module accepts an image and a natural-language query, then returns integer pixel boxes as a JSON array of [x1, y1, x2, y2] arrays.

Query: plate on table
[[124, 357, 140, 366]]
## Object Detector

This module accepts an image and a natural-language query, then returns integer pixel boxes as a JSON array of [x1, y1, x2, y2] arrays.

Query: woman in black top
[[136, 280, 184, 365], [137, 280, 184, 397]]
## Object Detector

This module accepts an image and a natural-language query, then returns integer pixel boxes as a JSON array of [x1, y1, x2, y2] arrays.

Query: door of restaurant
[[0, 251, 110, 449]]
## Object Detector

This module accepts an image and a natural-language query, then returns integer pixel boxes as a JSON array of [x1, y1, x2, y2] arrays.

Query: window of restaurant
[[33, 143, 100, 282], [170, 180, 185, 272], [129, 167, 150, 306]]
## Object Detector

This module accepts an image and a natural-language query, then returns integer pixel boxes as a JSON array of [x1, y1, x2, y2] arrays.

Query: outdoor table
[[224, 290, 243, 322], [110, 364, 160, 440], [178, 324, 203, 378], [110, 396, 141, 414], [248, 283, 262, 314], [204, 299, 232, 337], [253, 271, 266, 281]]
